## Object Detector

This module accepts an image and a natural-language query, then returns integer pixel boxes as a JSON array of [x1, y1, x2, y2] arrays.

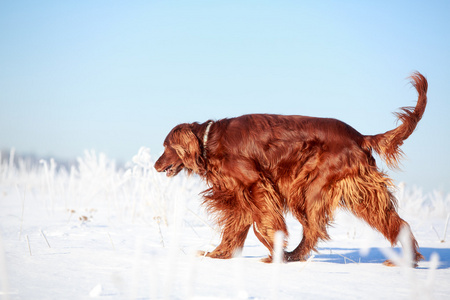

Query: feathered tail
[[362, 72, 428, 169]]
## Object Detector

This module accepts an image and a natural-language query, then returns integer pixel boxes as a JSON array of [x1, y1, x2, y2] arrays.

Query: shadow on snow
[[313, 247, 450, 269], [241, 247, 450, 269]]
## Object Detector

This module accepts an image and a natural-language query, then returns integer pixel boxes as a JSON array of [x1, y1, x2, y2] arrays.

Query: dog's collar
[[202, 121, 213, 159]]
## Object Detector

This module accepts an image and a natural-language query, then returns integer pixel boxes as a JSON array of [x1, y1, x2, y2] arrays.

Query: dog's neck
[[202, 121, 213, 159]]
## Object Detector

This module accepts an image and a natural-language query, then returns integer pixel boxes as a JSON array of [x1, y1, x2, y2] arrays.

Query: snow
[[1, 148, 449, 299]]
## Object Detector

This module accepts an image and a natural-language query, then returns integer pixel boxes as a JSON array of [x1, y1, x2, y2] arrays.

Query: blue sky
[[1, 0, 449, 193]]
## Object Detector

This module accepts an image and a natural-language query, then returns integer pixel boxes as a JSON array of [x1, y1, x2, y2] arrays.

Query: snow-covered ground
[[1, 148, 449, 300]]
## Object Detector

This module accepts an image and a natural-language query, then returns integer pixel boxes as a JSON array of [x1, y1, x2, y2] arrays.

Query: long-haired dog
[[155, 72, 427, 266]]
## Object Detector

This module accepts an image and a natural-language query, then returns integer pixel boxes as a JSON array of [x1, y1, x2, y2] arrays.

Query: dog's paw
[[196, 250, 209, 257], [260, 256, 273, 263], [196, 250, 233, 259], [382, 259, 396, 267], [382, 259, 419, 268]]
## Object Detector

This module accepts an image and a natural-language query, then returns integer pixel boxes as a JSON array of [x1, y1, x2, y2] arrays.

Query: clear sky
[[1, 0, 449, 193]]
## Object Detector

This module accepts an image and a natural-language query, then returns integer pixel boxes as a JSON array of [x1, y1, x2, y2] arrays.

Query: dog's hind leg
[[336, 169, 424, 266]]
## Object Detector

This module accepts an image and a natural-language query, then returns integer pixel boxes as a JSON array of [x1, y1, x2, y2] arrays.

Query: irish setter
[[155, 72, 427, 266]]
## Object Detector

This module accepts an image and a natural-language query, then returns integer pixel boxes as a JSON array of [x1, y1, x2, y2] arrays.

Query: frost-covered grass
[[0, 148, 449, 299]]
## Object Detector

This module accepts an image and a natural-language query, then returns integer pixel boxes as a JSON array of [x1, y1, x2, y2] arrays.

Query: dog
[[154, 72, 427, 266]]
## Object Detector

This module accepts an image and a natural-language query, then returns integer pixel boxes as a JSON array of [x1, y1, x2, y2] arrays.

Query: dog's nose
[[154, 159, 162, 172]]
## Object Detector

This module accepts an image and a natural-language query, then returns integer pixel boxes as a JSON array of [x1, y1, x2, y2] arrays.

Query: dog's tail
[[362, 72, 428, 169]]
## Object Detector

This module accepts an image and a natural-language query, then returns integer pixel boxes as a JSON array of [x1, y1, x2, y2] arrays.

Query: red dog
[[155, 72, 427, 266]]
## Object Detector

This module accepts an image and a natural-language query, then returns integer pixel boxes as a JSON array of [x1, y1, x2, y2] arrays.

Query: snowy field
[[1, 148, 449, 300]]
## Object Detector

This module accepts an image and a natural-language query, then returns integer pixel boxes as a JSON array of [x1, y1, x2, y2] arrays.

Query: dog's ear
[[170, 124, 204, 173]]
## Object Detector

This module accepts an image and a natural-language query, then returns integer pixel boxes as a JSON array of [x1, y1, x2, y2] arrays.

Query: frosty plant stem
[[432, 213, 450, 243], [107, 232, 115, 251], [0, 233, 11, 300], [443, 213, 450, 243], [332, 250, 358, 264], [299, 255, 315, 272], [231, 251, 247, 299], [270, 231, 284, 300], [26, 235, 32, 256], [8, 148, 15, 180], [425, 253, 440, 297], [186, 207, 215, 231], [15, 185, 25, 241], [40, 230, 51, 248], [40, 159, 55, 212], [154, 216, 165, 247]]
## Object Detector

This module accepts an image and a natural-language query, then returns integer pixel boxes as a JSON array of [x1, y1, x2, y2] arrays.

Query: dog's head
[[154, 123, 203, 177]]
